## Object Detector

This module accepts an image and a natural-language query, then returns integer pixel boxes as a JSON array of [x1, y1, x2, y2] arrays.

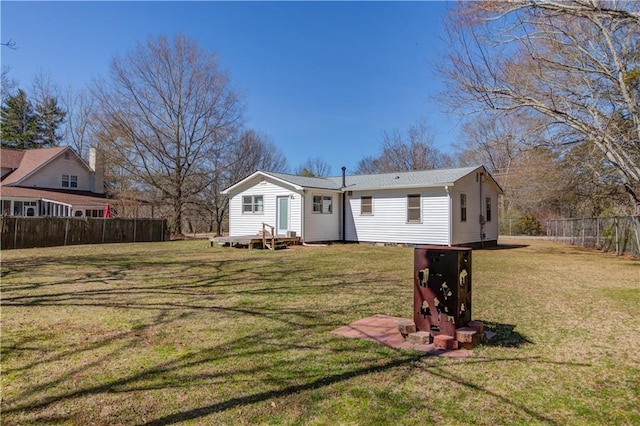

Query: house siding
[[19, 154, 92, 191], [303, 190, 341, 242], [228, 179, 302, 237], [451, 170, 500, 245], [345, 188, 450, 245]]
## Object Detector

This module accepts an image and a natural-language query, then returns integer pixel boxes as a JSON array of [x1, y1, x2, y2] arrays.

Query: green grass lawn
[[1, 239, 639, 425]]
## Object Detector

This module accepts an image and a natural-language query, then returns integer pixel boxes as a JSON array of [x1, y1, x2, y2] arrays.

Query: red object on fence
[[104, 204, 111, 218]]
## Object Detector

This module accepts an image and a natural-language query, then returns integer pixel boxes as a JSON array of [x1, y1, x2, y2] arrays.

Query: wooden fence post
[[64, 218, 69, 246], [13, 217, 18, 249]]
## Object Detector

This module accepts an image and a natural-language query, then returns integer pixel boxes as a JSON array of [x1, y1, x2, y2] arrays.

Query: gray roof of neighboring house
[[265, 166, 482, 191]]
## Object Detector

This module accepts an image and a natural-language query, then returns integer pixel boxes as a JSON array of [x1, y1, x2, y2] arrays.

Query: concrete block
[[455, 327, 479, 349], [468, 320, 484, 334], [397, 319, 417, 337], [434, 334, 458, 350], [407, 331, 431, 344]]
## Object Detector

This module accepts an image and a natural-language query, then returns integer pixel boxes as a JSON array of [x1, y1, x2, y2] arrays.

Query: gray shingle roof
[[262, 171, 342, 190], [265, 166, 482, 192], [330, 166, 481, 191]]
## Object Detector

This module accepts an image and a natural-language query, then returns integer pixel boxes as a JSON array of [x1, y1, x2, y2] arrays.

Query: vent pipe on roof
[[341, 166, 346, 188]]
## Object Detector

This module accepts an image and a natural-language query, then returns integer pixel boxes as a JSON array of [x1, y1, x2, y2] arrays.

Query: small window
[[485, 197, 492, 222], [62, 174, 78, 188], [461, 193, 467, 222], [313, 195, 332, 214], [361, 196, 372, 215], [407, 194, 421, 223], [242, 195, 264, 214]]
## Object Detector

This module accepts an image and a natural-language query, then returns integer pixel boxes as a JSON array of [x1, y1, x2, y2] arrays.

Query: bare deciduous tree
[[92, 34, 244, 235], [295, 157, 331, 177], [356, 119, 452, 174], [202, 129, 288, 235], [440, 0, 640, 214], [63, 87, 95, 160]]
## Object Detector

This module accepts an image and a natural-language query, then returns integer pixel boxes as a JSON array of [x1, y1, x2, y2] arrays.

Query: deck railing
[[262, 223, 276, 250]]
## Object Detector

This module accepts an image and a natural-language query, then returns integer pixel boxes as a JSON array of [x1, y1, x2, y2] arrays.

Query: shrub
[[514, 214, 544, 236]]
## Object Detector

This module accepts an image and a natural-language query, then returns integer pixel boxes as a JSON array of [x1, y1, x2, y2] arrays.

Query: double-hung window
[[361, 196, 373, 215], [485, 197, 492, 222], [313, 195, 332, 214], [242, 195, 263, 214], [407, 194, 421, 223], [62, 174, 78, 188], [460, 193, 467, 222]]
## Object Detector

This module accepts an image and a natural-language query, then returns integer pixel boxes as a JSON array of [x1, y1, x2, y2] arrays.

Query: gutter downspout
[[445, 185, 452, 247], [341, 166, 346, 243], [301, 189, 306, 243]]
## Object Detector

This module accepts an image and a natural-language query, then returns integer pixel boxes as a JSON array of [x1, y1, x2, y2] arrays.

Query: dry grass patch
[[1, 238, 638, 425]]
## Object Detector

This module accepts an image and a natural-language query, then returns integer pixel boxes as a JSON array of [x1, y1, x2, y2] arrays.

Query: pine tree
[[35, 96, 66, 146], [1, 89, 39, 149], [1, 89, 67, 149]]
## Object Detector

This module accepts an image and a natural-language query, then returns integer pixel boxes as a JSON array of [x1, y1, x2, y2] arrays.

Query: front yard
[[1, 239, 638, 424]]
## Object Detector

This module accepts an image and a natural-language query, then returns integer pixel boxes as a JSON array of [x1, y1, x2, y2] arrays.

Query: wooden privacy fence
[[1, 217, 167, 250]]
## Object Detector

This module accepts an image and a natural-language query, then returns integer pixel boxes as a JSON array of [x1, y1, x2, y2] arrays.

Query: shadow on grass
[[480, 320, 534, 347], [479, 244, 529, 251]]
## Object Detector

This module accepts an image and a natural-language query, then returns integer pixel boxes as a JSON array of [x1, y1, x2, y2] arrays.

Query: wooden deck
[[210, 234, 301, 250]]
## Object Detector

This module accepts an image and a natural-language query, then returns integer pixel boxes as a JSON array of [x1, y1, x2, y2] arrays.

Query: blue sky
[[1, 1, 461, 175]]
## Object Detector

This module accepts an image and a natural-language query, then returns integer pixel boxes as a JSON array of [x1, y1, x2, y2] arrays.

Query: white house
[[222, 165, 503, 247], [0, 146, 108, 217]]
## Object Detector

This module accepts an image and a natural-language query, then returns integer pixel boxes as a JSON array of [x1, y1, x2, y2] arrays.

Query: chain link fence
[[544, 216, 639, 256], [500, 216, 640, 257]]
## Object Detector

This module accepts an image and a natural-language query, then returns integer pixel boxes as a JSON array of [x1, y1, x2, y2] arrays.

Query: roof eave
[[346, 182, 456, 192], [222, 171, 304, 195]]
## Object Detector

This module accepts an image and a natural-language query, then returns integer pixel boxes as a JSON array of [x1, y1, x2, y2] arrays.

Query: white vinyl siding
[[228, 179, 301, 237], [304, 190, 340, 241], [450, 171, 501, 245], [345, 188, 450, 245]]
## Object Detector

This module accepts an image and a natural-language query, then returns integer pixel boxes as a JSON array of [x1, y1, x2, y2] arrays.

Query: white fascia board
[[221, 171, 303, 195], [41, 198, 73, 208]]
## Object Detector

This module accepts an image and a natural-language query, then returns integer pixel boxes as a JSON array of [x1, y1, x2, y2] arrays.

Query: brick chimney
[[89, 147, 104, 194]]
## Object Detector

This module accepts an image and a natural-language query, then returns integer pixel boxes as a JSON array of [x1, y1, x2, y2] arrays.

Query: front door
[[276, 196, 289, 236]]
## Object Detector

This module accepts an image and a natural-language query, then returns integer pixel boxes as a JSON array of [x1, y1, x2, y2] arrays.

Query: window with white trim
[[485, 197, 492, 222], [242, 195, 264, 214], [62, 174, 78, 188], [407, 194, 421, 223], [361, 196, 372, 215], [313, 195, 332, 214], [460, 193, 467, 222]]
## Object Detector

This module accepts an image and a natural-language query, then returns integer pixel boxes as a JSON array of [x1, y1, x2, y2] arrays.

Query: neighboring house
[[0, 146, 108, 217], [222, 165, 503, 246]]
